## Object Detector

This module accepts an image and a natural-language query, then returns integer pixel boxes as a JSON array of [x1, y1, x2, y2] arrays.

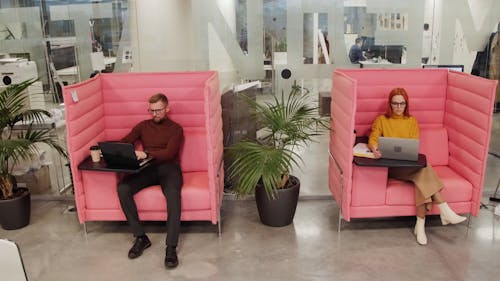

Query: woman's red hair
[[385, 88, 410, 117]]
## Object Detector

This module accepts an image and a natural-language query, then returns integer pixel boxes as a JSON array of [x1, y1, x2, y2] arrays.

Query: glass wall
[[0, 0, 128, 196], [1, 0, 499, 196]]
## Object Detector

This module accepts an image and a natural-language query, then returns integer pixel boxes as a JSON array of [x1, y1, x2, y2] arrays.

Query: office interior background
[[1, 0, 500, 280]]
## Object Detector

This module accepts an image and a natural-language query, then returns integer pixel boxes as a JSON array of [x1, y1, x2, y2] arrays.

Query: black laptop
[[98, 142, 154, 169]]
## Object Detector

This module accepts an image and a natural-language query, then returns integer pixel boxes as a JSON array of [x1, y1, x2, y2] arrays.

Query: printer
[[0, 58, 38, 86]]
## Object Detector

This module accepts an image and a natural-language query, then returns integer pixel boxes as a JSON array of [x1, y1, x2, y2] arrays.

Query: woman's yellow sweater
[[368, 114, 419, 150]]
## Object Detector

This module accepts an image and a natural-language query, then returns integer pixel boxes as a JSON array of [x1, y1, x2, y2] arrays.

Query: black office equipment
[[98, 142, 153, 169], [422, 64, 464, 72]]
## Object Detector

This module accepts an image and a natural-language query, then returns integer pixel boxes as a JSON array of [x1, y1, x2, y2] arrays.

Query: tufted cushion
[[134, 172, 210, 211], [385, 166, 473, 205], [419, 127, 448, 166]]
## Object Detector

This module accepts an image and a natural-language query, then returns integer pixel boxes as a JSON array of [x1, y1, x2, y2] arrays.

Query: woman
[[367, 88, 466, 245]]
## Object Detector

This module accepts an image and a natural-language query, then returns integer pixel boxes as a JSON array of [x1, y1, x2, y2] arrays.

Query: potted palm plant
[[227, 83, 328, 227], [0, 78, 67, 230]]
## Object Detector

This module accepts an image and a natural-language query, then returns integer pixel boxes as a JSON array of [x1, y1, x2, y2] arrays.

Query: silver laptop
[[378, 137, 419, 161]]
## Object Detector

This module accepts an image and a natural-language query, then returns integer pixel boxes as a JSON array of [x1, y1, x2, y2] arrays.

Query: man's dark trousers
[[117, 162, 183, 246]]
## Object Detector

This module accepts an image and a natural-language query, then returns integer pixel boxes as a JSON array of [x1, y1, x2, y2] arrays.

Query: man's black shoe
[[164, 246, 179, 269], [128, 235, 151, 259]]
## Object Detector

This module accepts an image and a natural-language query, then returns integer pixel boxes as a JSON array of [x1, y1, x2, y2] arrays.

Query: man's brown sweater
[[121, 117, 184, 163]]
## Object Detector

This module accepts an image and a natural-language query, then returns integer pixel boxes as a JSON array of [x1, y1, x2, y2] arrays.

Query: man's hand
[[135, 150, 148, 160], [372, 148, 382, 159]]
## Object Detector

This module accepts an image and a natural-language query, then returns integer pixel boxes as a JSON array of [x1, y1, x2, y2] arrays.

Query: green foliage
[[227, 83, 328, 199], [0, 79, 67, 199], [274, 39, 287, 52]]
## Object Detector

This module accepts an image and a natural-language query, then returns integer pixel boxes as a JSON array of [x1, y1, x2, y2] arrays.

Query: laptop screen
[[378, 137, 419, 161]]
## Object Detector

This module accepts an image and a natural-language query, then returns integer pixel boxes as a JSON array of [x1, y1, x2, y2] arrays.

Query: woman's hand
[[135, 150, 148, 160], [372, 148, 382, 159]]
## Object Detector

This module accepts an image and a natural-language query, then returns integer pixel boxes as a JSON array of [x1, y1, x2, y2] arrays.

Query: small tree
[[0, 79, 66, 199]]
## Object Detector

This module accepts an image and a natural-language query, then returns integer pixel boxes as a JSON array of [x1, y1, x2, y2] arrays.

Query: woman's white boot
[[438, 202, 467, 225], [414, 216, 427, 245]]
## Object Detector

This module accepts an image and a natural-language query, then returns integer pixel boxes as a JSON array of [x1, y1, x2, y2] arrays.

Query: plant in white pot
[[0, 79, 67, 230], [227, 83, 328, 226]]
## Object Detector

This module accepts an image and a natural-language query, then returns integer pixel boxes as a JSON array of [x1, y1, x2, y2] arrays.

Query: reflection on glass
[[235, 0, 247, 53], [48, 20, 75, 37], [0, 22, 26, 40], [344, 6, 407, 65], [303, 13, 328, 64], [377, 12, 408, 31]]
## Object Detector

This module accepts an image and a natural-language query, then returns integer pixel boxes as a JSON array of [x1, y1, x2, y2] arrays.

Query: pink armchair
[[63, 71, 223, 233], [329, 69, 497, 226]]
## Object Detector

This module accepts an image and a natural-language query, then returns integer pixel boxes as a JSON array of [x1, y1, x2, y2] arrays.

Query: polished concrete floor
[[1, 113, 499, 281]]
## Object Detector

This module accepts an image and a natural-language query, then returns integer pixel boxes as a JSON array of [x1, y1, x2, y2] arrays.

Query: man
[[349, 37, 366, 64], [117, 93, 184, 269]]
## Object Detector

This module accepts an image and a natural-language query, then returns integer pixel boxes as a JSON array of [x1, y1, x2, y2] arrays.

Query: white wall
[[130, 0, 194, 71], [129, 0, 239, 90]]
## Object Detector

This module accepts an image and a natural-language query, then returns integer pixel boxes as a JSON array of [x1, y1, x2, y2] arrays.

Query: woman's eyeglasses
[[390, 102, 406, 107], [148, 107, 166, 114]]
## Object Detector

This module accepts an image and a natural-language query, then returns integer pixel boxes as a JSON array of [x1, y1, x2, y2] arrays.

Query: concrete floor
[[1, 113, 499, 281]]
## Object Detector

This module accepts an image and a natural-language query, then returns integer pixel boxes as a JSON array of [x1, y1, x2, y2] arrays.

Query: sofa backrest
[[419, 127, 448, 166], [338, 69, 449, 136]]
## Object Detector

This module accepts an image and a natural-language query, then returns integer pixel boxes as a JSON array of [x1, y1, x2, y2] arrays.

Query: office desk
[[78, 156, 150, 173], [353, 154, 427, 168], [353, 136, 426, 168], [359, 59, 392, 68]]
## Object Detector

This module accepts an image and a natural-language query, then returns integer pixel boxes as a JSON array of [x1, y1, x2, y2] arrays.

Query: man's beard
[[153, 116, 164, 123]]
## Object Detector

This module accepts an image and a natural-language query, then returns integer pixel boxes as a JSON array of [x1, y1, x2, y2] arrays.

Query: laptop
[[378, 137, 419, 161], [98, 142, 154, 169]]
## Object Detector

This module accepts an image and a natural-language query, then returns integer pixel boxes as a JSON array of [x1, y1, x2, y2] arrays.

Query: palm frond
[[0, 78, 67, 200], [227, 82, 328, 198]]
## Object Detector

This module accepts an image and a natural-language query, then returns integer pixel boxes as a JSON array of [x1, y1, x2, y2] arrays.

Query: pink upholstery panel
[[83, 172, 120, 209], [351, 165, 387, 206], [385, 166, 473, 205], [63, 71, 223, 224], [385, 179, 414, 205], [63, 77, 107, 223], [330, 71, 357, 221], [180, 129, 208, 172], [445, 71, 497, 215], [134, 172, 210, 211], [342, 69, 448, 136], [434, 166, 473, 203], [419, 128, 448, 166]]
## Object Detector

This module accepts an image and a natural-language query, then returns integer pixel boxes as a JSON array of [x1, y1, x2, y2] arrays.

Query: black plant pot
[[0, 188, 31, 230], [255, 175, 300, 227]]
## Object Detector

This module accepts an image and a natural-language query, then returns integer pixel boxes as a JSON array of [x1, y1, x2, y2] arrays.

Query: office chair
[[0, 239, 29, 280]]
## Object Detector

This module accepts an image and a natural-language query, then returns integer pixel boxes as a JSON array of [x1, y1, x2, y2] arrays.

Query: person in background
[[349, 37, 366, 64], [368, 87, 467, 245], [117, 93, 184, 269]]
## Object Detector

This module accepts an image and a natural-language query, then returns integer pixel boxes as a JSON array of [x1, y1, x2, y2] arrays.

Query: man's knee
[[157, 162, 181, 175]]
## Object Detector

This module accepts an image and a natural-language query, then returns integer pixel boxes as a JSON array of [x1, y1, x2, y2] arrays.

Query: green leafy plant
[[227, 83, 328, 199], [274, 39, 287, 52], [0, 79, 67, 200]]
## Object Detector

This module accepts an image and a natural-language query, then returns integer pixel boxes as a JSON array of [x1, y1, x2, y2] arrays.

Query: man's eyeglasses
[[148, 107, 166, 114], [390, 102, 407, 107]]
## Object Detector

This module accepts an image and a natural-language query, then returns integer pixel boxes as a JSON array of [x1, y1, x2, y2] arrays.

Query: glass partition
[[1, 0, 499, 197]]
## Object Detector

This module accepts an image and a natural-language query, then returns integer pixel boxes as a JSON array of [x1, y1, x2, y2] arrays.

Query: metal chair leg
[[489, 176, 500, 202], [217, 212, 222, 237]]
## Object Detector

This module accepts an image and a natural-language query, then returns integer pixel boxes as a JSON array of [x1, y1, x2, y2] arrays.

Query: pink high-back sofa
[[329, 69, 497, 224], [63, 71, 223, 230]]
